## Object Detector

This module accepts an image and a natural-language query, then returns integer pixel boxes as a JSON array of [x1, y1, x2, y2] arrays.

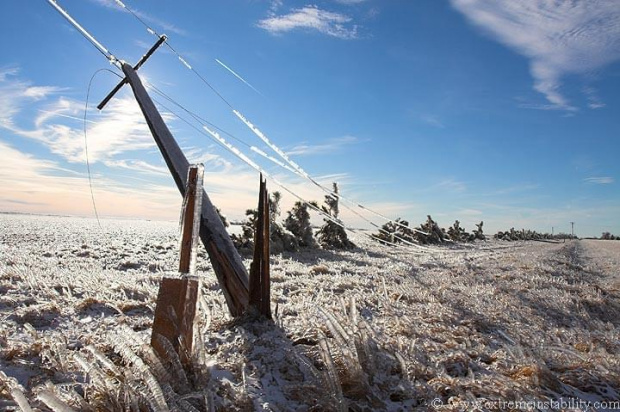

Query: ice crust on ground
[[0, 214, 619, 411]]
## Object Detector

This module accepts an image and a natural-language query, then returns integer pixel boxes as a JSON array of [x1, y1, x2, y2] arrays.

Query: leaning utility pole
[[121, 62, 249, 316], [46, 0, 250, 316]]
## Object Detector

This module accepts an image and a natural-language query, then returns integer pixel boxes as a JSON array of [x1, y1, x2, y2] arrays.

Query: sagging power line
[[108, 0, 429, 241]]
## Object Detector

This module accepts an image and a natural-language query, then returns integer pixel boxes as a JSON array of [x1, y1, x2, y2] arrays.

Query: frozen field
[[1, 214, 619, 411]]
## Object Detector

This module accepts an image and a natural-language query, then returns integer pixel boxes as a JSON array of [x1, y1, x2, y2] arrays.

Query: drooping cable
[[144, 85, 428, 249], [45, 0, 435, 253], [145, 89, 430, 252], [83, 68, 124, 228], [110, 0, 426, 239]]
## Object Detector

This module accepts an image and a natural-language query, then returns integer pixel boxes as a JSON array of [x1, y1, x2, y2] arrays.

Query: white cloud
[[257, 6, 358, 39], [420, 114, 445, 129], [103, 159, 169, 176], [0, 72, 163, 165], [451, 0, 620, 111], [583, 86, 606, 109], [0, 72, 65, 129], [286, 135, 358, 156], [0, 67, 19, 82], [437, 178, 467, 193], [14, 96, 157, 164], [583, 176, 614, 184], [0, 73, 381, 226]]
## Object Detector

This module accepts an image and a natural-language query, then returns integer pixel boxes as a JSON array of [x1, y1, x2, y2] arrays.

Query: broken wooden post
[[151, 165, 203, 369], [120, 63, 249, 316], [248, 174, 271, 318]]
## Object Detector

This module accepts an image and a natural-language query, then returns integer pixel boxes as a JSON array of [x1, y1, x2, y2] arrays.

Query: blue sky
[[0, 0, 618, 237]]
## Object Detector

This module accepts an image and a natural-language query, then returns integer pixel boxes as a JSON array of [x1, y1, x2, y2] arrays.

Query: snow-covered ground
[[1, 214, 619, 411]]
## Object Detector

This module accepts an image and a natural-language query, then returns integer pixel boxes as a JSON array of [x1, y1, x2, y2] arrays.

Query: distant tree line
[[601, 232, 619, 240], [372, 215, 485, 245], [222, 181, 599, 253], [493, 228, 576, 241]]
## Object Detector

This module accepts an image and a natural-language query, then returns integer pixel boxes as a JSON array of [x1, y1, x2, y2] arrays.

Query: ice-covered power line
[[200, 125, 419, 250], [145, 86, 430, 251], [95, 0, 429, 243], [250, 146, 297, 175], [46, 0, 121, 69], [143, 83, 429, 250], [215, 59, 262, 96], [144, 82, 422, 251], [144, 82, 428, 248], [234, 109, 428, 236]]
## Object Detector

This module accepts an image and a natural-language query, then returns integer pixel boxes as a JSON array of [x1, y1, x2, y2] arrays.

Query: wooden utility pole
[[48, 0, 251, 316], [120, 62, 249, 316]]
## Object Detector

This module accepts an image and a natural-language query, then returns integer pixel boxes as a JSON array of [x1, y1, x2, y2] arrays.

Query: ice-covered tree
[[317, 183, 355, 249], [472, 221, 485, 240], [284, 201, 317, 248], [373, 218, 414, 245], [447, 220, 470, 242], [232, 191, 296, 252], [415, 215, 446, 244]]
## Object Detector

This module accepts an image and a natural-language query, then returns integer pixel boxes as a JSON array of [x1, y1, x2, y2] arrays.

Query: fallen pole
[[122, 63, 249, 316]]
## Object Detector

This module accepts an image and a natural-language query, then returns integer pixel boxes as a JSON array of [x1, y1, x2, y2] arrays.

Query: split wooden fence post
[[248, 174, 271, 318], [151, 165, 203, 369]]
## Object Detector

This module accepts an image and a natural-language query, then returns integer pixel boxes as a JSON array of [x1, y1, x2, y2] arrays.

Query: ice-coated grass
[[1, 214, 619, 411]]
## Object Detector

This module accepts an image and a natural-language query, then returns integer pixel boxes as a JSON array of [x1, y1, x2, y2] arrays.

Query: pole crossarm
[[121, 63, 249, 316], [97, 35, 167, 110]]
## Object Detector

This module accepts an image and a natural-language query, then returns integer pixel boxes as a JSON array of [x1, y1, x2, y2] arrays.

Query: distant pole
[[570, 222, 575, 238], [552, 226, 554, 236]]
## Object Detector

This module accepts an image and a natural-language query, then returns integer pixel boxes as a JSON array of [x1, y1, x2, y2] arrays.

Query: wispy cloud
[[183, 146, 234, 172], [0, 70, 175, 165], [495, 183, 541, 195], [286, 135, 359, 156], [437, 178, 467, 193], [0, 66, 19, 82], [583, 176, 614, 184], [0, 73, 369, 224], [451, 0, 620, 111], [583, 86, 606, 109], [103, 159, 168, 176], [420, 114, 445, 129], [89, 0, 187, 36], [257, 6, 358, 39], [0, 70, 65, 129]]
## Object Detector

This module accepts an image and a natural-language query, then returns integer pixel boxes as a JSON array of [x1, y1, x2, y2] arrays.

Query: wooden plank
[[122, 63, 249, 316], [151, 276, 199, 369]]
